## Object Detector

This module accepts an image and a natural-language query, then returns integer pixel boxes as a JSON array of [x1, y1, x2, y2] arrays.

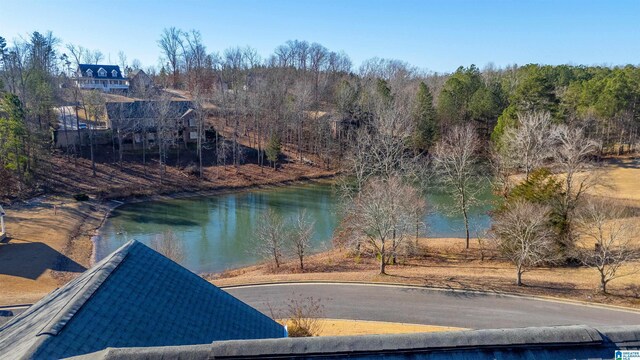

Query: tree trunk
[[462, 206, 470, 249], [14, 142, 22, 192], [516, 267, 522, 286], [118, 130, 123, 170], [392, 229, 397, 265], [89, 124, 96, 177], [198, 121, 203, 178], [142, 131, 147, 176], [176, 139, 181, 167], [74, 105, 83, 149], [379, 242, 386, 275]]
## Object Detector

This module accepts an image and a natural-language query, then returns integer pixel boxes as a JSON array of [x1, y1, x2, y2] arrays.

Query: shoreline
[[89, 172, 339, 265], [4, 157, 640, 308], [0, 166, 337, 306]]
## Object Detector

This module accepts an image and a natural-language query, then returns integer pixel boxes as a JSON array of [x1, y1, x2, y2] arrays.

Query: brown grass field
[[0, 157, 639, 320], [0, 157, 335, 306], [282, 318, 465, 336]]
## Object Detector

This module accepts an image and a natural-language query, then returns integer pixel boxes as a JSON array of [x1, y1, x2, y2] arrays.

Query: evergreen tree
[[412, 82, 437, 151], [376, 78, 393, 105], [265, 134, 281, 170], [437, 65, 483, 126], [0, 93, 28, 190]]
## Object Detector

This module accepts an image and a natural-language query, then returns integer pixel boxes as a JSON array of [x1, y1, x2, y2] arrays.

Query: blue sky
[[1, 0, 639, 73]]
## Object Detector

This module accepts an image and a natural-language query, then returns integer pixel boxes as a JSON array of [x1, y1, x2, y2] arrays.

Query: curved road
[[225, 283, 640, 329]]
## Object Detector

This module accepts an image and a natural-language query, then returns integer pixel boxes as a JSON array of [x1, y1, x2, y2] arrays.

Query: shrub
[[73, 193, 89, 201], [285, 295, 324, 337], [184, 163, 199, 177]]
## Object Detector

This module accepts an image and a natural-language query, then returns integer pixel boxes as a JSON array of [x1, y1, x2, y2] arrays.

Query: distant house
[[105, 100, 203, 145], [75, 64, 129, 92], [128, 69, 154, 95], [0, 240, 285, 359]]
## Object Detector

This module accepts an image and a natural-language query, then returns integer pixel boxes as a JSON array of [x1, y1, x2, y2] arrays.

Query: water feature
[[96, 181, 496, 274]]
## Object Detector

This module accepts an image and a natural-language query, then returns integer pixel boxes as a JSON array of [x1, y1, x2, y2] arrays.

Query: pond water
[[95, 181, 496, 274]]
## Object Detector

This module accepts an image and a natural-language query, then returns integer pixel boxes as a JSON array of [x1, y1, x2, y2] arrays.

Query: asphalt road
[[224, 282, 640, 329]]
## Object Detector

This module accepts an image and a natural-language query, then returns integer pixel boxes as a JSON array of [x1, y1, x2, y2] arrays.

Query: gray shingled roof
[[105, 100, 193, 122], [0, 240, 285, 359], [73, 325, 640, 360]]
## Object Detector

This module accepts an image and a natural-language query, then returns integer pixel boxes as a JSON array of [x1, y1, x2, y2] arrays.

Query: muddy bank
[[0, 168, 337, 306]]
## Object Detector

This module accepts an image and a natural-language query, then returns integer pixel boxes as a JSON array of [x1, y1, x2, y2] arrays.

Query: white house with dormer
[[75, 64, 129, 92]]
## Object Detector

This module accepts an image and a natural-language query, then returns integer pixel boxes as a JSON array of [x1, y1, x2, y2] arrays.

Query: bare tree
[[489, 147, 514, 199], [293, 80, 313, 161], [284, 295, 324, 337], [347, 177, 424, 274], [308, 42, 328, 104], [216, 135, 231, 176], [89, 49, 103, 64], [66, 43, 88, 67], [192, 92, 210, 177], [341, 98, 417, 194], [288, 210, 315, 270], [412, 197, 428, 246], [551, 125, 600, 248], [83, 90, 105, 177], [432, 124, 480, 248], [131, 59, 142, 70], [151, 229, 185, 264], [576, 199, 639, 294], [152, 93, 176, 184], [492, 201, 557, 286], [255, 208, 286, 268], [182, 30, 210, 91], [501, 111, 555, 181], [158, 27, 183, 88], [117, 51, 128, 76]]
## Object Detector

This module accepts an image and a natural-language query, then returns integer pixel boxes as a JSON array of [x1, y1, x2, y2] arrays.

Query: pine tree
[[413, 82, 437, 151], [0, 93, 28, 191], [265, 135, 281, 170]]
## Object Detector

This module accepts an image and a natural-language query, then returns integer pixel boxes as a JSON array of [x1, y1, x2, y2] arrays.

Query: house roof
[[78, 64, 125, 80], [73, 325, 640, 360], [105, 100, 193, 121], [0, 240, 285, 359], [128, 69, 148, 78]]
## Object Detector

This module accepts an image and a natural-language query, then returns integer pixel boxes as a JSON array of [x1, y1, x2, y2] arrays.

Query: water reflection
[[96, 182, 495, 274]]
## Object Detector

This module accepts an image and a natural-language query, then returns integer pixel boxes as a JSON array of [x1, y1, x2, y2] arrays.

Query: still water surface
[[96, 182, 495, 273]]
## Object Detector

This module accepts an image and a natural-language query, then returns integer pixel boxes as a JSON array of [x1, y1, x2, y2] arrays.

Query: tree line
[[1, 30, 639, 293], [2, 30, 639, 187]]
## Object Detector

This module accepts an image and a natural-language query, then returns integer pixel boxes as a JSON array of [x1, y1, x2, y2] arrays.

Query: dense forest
[[1, 29, 639, 193]]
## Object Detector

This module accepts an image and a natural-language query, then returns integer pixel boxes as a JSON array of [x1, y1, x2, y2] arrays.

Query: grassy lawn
[[289, 319, 465, 336]]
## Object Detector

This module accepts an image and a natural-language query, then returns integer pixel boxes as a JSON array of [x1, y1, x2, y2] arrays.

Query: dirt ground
[[590, 156, 640, 202], [38, 151, 335, 201], [212, 237, 640, 308], [0, 196, 107, 305], [0, 156, 335, 306], [1, 157, 638, 310]]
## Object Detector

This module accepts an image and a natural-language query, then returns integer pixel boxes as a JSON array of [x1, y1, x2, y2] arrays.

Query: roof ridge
[[78, 64, 120, 67], [36, 240, 137, 337]]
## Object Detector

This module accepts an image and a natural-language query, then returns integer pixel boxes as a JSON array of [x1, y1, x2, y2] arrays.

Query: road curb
[[220, 280, 640, 314], [6, 280, 640, 314], [0, 304, 31, 310]]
